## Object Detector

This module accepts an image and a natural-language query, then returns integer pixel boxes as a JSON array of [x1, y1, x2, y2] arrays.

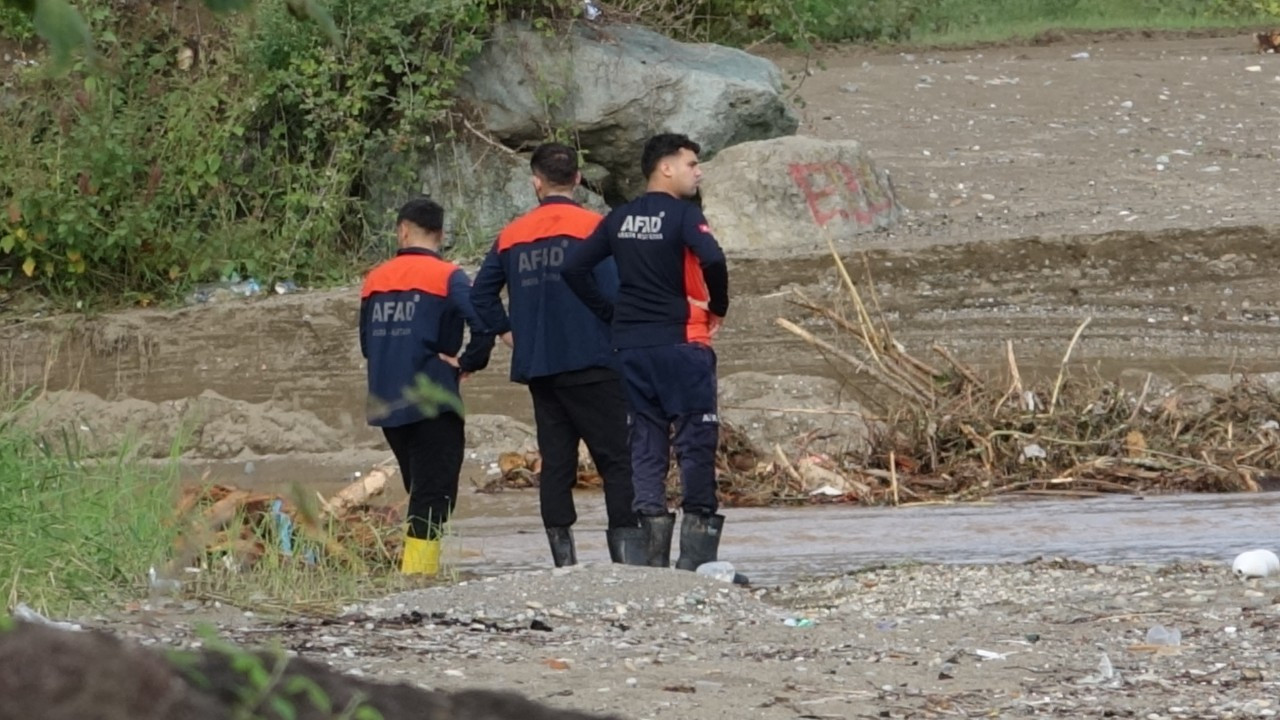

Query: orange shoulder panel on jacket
[[497, 203, 602, 252], [361, 254, 455, 299], [683, 248, 712, 347]]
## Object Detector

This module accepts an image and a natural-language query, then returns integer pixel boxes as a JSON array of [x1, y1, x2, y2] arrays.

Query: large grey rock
[[364, 141, 607, 253], [700, 135, 902, 255], [457, 21, 798, 201]]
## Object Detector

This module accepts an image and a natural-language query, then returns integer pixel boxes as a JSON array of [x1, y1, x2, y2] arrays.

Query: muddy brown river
[[445, 490, 1280, 585]]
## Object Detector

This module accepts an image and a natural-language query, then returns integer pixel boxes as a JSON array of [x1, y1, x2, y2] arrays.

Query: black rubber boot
[[674, 513, 750, 584], [675, 512, 723, 571], [638, 513, 675, 568], [606, 527, 648, 565], [545, 526, 577, 567]]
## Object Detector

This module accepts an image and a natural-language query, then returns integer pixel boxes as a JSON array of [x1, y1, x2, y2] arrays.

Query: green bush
[[2, 0, 1275, 306], [0, 0, 542, 305]]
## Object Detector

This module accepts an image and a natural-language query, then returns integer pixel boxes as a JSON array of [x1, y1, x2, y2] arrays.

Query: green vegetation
[[0, 0, 1275, 309], [0, 414, 181, 614], [1, 0, 502, 308], [0, 407, 431, 616]]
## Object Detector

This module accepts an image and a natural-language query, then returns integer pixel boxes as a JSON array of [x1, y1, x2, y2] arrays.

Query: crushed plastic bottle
[[695, 561, 737, 583], [147, 566, 182, 595], [582, 0, 601, 20], [783, 617, 815, 628], [271, 499, 294, 556], [12, 603, 83, 631], [1097, 653, 1114, 680], [1146, 624, 1182, 646], [229, 278, 261, 297]]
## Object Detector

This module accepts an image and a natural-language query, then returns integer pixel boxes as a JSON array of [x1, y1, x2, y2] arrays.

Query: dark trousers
[[616, 343, 720, 517], [529, 373, 637, 530], [382, 413, 465, 540]]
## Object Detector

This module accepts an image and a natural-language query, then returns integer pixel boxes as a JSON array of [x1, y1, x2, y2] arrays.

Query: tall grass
[[0, 408, 442, 618], [0, 420, 180, 615]]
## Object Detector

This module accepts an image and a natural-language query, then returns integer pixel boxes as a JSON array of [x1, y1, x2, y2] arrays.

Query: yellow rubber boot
[[401, 537, 441, 576]]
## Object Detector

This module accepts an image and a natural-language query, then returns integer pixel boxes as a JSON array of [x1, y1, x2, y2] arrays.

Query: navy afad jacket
[[471, 197, 619, 384], [359, 247, 494, 427], [561, 192, 728, 350]]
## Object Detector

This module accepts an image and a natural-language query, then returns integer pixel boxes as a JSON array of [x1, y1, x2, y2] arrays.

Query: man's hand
[[500, 331, 514, 349], [438, 353, 472, 382], [709, 314, 724, 337]]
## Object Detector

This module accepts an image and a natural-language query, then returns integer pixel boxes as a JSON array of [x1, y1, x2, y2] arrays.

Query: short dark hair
[[530, 143, 579, 188], [641, 133, 701, 179], [396, 197, 443, 234]]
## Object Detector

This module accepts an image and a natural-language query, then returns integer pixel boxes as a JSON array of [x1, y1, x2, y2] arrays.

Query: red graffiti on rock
[[788, 161, 894, 228]]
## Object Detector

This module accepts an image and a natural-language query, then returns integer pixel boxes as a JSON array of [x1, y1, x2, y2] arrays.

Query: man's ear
[[531, 175, 544, 195]]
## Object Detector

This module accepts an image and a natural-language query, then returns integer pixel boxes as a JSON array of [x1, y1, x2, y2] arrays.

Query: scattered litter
[[11, 603, 83, 632], [1021, 443, 1047, 460], [1232, 549, 1280, 579], [148, 566, 182, 595], [1070, 52, 1090, 61], [1245, 65, 1262, 72], [974, 648, 1011, 660], [172, 465, 402, 572], [1145, 624, 1182, 646], [809, 484, 845, 497], [695, 561, 739, 584], [783, 617, 815, 628]]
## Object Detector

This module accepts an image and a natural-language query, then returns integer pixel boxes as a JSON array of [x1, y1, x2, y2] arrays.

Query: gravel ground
[[88, 557, 1280, 719]]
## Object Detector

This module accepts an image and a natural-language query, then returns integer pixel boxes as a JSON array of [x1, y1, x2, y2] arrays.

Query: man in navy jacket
[[360, 197, 495, 575], [471, 143, 643, 567], [562, 133, 737, 578]]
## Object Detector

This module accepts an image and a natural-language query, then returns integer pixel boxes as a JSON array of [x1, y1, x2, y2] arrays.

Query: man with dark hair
[[561, 133, 738, 577], [470, 143, 644, 568], [360, 196, 495, 576]]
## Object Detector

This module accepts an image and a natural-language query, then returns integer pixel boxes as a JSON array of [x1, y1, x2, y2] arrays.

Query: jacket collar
[[539, 195, 579, 207], [396, 246, 442, 259]]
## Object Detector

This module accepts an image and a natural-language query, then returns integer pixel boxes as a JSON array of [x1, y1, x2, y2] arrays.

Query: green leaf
[[0, 234, 14, 254], [268, 696, 298, 720], [201, 0, 252, 12], [285, 0, 343, 48], [31, 0, 93, 68]]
